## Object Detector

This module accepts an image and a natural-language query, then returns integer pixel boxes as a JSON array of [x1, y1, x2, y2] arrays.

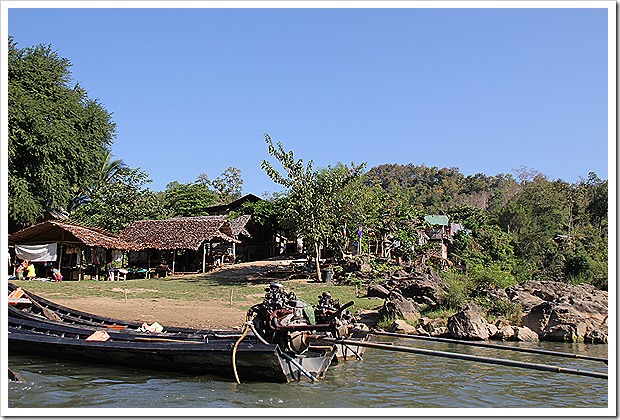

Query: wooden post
[[202, 242, 206, 273], [57, 244, 63, 270], [232, 242, 236, 263], [172, 249, 176, 275], [230, 289, 234, 305]]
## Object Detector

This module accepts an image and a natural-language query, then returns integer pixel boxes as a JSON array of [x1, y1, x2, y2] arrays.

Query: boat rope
[[279, 352, 317, 382], [232, 323, 250, 384], [371, 331, 608, 364], [247, 322, 271, 346]]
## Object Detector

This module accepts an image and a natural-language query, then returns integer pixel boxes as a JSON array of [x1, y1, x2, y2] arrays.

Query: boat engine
[[314, 291, 356, 338], [247, 283, 354, 354]]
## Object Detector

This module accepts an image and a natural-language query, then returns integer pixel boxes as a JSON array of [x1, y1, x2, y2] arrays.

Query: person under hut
[[16, 261, 26, 280], [24, 260, 36, 280]]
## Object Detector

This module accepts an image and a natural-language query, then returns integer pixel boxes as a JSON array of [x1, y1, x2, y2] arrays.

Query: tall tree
[[71, 167, 165, 233], [210, 166, 244, 204], [163, 181, 217, 217], [261, 134, 365, 280], [8, 37, 115, 229]]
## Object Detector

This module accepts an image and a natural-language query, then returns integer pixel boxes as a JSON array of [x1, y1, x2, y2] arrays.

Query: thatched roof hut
[[9, 220, 139, 250], [118, 216, 242, 251]]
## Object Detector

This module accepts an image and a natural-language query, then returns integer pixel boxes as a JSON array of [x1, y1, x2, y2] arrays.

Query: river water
[[7, 337, 609, 413]]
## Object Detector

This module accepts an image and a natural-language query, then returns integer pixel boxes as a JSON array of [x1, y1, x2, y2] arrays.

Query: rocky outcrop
[[390, 319, 417, 334], [509, 280, 607, 343], [447, 303, 489, 340], [367, 284, 390, 299], [369, 265, 448, 307], [379, 292, 420, 321]]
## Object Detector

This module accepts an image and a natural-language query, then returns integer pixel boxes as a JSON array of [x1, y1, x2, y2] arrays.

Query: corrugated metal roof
[[424, 215, 450, 226]]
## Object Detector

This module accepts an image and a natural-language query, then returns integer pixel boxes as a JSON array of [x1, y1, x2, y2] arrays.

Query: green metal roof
[[424, 215, 450, 226]]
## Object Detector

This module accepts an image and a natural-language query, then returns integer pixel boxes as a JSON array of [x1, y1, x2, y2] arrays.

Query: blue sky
[[6, 4, 610, 195]]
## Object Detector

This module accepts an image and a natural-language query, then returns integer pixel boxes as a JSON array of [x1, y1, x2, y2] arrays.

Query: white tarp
[[15, 243, 58, 262]]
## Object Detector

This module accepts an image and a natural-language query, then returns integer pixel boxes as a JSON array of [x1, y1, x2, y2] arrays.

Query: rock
[[430, 326, 449, 337], [493, 317, 512, 329], [379, 292, 420, 321], [390, 319, 416, 334], [523, 301, 589, 342], [391, 269, 410, 279], [415, 326, 431, 336], [486, 323, 499, 338], [495, 325, 516, 340], [508, 280, 607, 329], [356, 310, 380, 327], [367, 284, 390, 299], [513, 326, 539, 342], [512, 279, 608, 343], [360, 261, 373, 273], [584, 323, 608, 344], [375, 264, 447, 307], [417, 316, 446, 334], [447, 303, 489, 340]]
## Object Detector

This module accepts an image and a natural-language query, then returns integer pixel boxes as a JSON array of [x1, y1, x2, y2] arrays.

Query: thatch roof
[[119, 216, 241, 251], [8, 221, 140, 250], [228, 214, 252, 238]]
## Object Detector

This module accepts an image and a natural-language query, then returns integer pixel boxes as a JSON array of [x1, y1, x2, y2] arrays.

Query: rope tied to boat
[[232, 318, 252, 384]]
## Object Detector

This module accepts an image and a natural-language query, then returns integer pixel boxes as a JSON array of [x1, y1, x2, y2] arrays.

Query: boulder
[[356, 310, 380, 327], [584, 322, 608, 344], [430, 326, 450, 337], [513, 326, 539, 342], [486, 323, 499, 338], [367, 284, 391, 299], [523, 301, 589, 342], [376, 264, 448, 307], [511, 280, 607, 343], [495, 325, 516, 341], [390, 319, 416, 334], [379, 292, 420, 321], [508, 280, 607, 328], [447, 303, 489, 340]]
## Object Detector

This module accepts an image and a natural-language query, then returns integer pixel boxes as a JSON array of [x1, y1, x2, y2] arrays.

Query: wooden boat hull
[[8, 317, 336, 383], [8, 282, 223, 336]]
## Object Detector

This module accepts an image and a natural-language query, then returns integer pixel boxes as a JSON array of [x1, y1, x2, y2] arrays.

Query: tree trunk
[[314, 242, 322, 281]]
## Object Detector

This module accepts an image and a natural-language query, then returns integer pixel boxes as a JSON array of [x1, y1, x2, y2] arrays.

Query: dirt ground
[[51, 258, 300, 330]]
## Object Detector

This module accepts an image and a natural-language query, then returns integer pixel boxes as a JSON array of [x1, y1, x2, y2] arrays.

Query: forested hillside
[[362, 163, 608, 289]]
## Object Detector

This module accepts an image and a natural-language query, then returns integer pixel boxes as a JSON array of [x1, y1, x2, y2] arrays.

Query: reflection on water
[[8, 338, 608, 409]]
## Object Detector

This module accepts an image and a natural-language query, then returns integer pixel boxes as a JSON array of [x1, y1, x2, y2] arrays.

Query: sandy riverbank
[[50, 257, 300, 330]]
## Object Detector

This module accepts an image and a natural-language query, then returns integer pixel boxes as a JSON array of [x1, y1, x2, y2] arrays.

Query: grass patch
[[10, 276, 378, 313]]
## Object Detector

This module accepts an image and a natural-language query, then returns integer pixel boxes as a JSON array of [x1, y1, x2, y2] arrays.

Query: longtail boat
[[8, 316, 335, 383], [8, 282, 367, 382]]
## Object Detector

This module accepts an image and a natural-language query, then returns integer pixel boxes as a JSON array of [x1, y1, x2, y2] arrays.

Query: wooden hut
[[8, 220, 139, 280], [119, 216, 248, 274]]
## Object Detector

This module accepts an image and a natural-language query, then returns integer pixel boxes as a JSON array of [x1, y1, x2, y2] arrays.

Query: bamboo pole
[[371, 331, 608, 364], [311, 337, 607, 380]]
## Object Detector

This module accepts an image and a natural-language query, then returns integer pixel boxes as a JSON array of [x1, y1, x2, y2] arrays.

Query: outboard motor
[[247, 283, 314, 353], [315, 291, 356, 338]]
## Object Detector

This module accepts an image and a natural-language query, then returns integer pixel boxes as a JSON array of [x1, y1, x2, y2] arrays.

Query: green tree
[[261, 134, 365, 280], [71, 167, 165, 233], [8, 37, 115, 229], [210, 167, 244, 204], [163, 181, 217, 217], [70, 151, 126, 211]]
